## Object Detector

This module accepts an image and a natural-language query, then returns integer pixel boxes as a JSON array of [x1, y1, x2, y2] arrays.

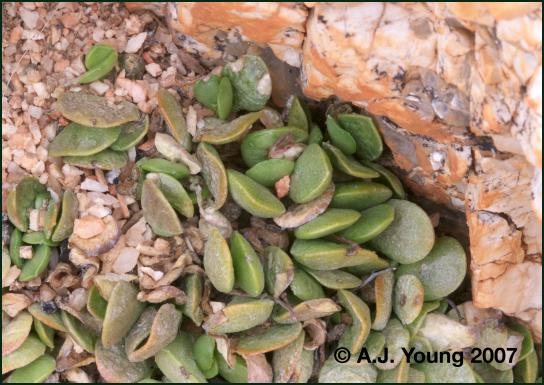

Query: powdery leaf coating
[[223, 55, 271, 111], [19, 244, 51, 282], [141, 179, 183, 237], [377, 356, 409, 383], [369, 199, 435, 264], [154, 133, 201, 174], [318, 357, 377, 383], [374, 319, 410, 371], [110, 116, 149, 151], [264, 246, 294, 298], [203, 227, 235, 294], [102, 281, 146, 348], [155, 333, 206, 383], [95, 341, 150, 383], [125, 304, 182, 362], [148, 173, 194, 218], [416, 360, 476, 383], [57, 92, 140, 128], [198, 112, 261, 144], [182, 274, 204, 326], [27, 304, 66, 332], [272, 330, 305, 382], [61, 311, 96, 353], [396, 236, 467, 300]]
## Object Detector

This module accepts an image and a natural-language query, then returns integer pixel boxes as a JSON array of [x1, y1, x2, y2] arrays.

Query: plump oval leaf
[[227, 169, 285, 218], [289, 144, 332, 204], [19, 244, 51, 282], [5, 355, 55, 384], [294, 208, 360, 239], [49, 123, 121, 157], [102, 281, 145, 348], [245, 159, 294, 187], [369, 199, 435, 264], [339, 203, 395, 244], [141, 179, 183, 237], [396, 236, 466, 300], [235, 323, 303, 355], [331, 181, 392, 211], [230, 231, 265, 297], [96, 341, 150, 383], [63, 149, 128, 170], [204, 227, 235, 293], [337, 113, 383, 161], [110, 115, 149, 151], [290, 239, 379, 270], [203, 298, 274, 334]]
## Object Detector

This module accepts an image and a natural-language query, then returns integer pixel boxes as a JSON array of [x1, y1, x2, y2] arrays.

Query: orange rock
[[60, 13, 80, 28]]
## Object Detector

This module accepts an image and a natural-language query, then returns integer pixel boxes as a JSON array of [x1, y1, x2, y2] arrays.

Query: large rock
[[125, 2, 542, 341]]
